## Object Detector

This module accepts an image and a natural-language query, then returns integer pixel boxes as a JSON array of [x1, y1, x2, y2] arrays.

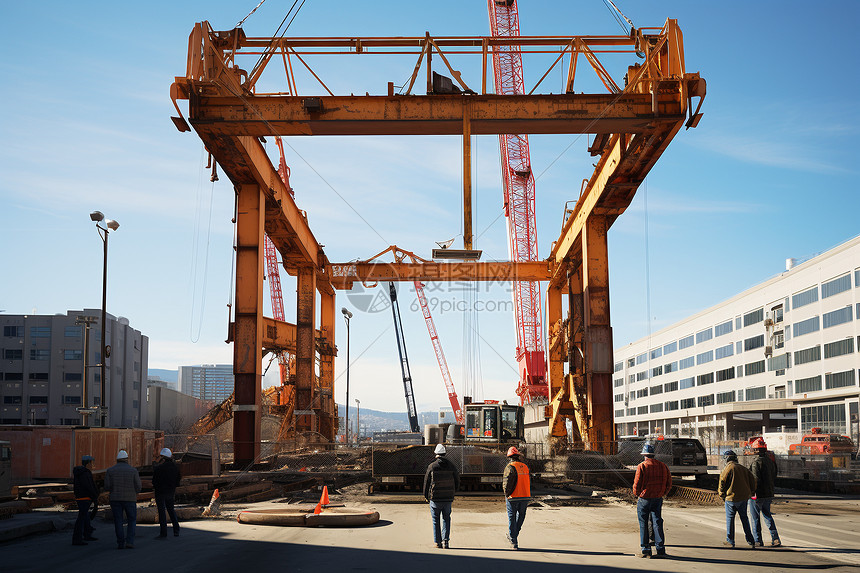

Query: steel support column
[[233, 183, 265, 465], [318, 289, 337, 440], [566, 265, 587, 444], [546, 282, 568, 441], [295, 266, 316, 434], [463, 104, 473, 249], [582, 215, 615, 450]]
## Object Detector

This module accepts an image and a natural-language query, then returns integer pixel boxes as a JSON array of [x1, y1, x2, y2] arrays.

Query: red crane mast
[[414, 280, 464, 424], [487, 0, 547, 403]]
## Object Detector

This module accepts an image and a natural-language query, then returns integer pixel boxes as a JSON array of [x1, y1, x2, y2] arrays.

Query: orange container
[[0, 425, 163, 482]]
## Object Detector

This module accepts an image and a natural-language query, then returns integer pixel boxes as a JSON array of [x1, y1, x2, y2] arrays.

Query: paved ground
[[1, 492, 858, 572]]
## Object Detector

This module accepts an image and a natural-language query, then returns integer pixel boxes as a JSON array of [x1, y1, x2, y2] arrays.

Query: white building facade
[[613, 236, 860, 446], [178, 364, 233, 403]]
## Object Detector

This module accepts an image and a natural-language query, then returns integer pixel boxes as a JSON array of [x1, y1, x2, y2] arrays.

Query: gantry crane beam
[[187, 93, 682, 137], [327, 260, 553, 290], [227, 317, 327, 355]]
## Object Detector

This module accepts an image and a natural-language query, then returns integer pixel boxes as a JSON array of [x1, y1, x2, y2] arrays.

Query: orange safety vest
[[508, 461, 531, 499]]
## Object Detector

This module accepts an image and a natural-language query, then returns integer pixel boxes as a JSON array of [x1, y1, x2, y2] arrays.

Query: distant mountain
[[148, 368, 178, 383], [338, 404, 455, 434]]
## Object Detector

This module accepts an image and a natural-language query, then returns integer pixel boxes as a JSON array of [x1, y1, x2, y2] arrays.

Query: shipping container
[[0, 426, 163, 482]]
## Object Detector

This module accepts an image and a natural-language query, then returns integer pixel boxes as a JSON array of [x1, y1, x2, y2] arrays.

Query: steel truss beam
[[328, 260, 553, 290]]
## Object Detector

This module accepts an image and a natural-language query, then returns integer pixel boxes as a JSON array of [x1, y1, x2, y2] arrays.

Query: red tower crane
[[487, 0, 547, 404]]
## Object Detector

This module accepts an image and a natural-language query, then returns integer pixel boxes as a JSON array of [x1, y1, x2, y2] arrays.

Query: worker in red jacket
[[502, 447, 531, 550], [632, 443, 672, 559]]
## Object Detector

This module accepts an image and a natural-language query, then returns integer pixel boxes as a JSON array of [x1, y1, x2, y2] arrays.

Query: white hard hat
[[160, 448, 172, 458], [116, 450, 129, 460], [434, 444, 447, 455]]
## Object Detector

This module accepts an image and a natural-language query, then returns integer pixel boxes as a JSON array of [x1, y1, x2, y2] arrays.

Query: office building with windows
[[178, 364, 233, 403], [613, 235, 860, 446], [0, 310, 148, 427]]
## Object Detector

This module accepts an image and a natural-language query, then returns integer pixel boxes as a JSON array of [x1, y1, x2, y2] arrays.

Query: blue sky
[[2, 1, 858, 414]]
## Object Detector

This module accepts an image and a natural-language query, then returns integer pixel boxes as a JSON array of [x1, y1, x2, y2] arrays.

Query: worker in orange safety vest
[[502, 446, 531, 550]]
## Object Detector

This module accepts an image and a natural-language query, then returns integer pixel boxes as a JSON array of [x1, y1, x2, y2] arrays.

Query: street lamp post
[[341, 308, 353, 445], [90, 211, 119, 428], [355, 398, 360, 444]]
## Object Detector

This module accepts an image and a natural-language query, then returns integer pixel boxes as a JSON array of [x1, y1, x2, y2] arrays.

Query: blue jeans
[[724, 500, 754, 546], [636, 497, 665, 554], [156, 493, 180, 536], [505, 499, 529, 544], [73, 499, 92, 543], [748, 497, 779, 544], [429, 500, 452, 543], [110, 501, 137, 547]]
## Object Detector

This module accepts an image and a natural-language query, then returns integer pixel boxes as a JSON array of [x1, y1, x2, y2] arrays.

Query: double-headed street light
[[341, 307, 353, 445], [90, 211, 119, 428]]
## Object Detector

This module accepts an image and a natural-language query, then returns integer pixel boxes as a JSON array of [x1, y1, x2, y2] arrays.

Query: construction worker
[[105, 449, 142, 549], [748, 438, 781, 547], [153, 447, 182, 539], [423, 443, 460, 549], [503, 446, 530, 550], [72, 455, 99, 546], [718, 450, 757, 549], [632, 443, 672, 558]]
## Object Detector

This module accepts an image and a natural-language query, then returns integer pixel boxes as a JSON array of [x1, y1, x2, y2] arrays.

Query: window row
[[618, 383, 774, 418], [617, 300, 855, 375], [795, 370, 857, 393]]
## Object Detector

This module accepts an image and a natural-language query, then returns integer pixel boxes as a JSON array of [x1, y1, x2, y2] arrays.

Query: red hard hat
[[506, 446, 520, 457], [751, 438, 767, 449]]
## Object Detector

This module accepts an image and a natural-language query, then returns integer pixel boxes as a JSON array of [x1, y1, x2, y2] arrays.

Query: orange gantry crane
[[171, 18, 705, 462], [487, 0, 547, 405]]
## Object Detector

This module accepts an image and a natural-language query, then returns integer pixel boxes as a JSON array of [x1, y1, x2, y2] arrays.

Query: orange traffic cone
[[203, 488, 221, 517], [313, 486, 330, 515]]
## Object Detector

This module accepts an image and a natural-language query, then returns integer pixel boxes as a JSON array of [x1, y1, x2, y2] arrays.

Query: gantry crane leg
[[547, 215, 616, 454], [581, 215, 615, 452], [318, 290, 338, 439], [233, 183, 265, 466], [296, 266, 316, 434]]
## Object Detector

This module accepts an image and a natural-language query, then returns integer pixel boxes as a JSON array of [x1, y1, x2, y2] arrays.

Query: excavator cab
[[464, 401, 523, 443]]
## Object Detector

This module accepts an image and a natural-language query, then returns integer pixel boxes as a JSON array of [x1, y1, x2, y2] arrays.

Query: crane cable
[[643, 177, 652, 437], [602, 0, 635, 33], [236, 0, 268, 28], [189, 147, 216, 343], [248, 0, 307, 87]]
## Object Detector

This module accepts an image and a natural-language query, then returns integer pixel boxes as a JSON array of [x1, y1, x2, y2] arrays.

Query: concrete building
[[178, 364, 233, 402], [613, 236, 860, 446], [146, 376, 176, 391], [0, 310, 148, 427], [146, 383, 212, 433]]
